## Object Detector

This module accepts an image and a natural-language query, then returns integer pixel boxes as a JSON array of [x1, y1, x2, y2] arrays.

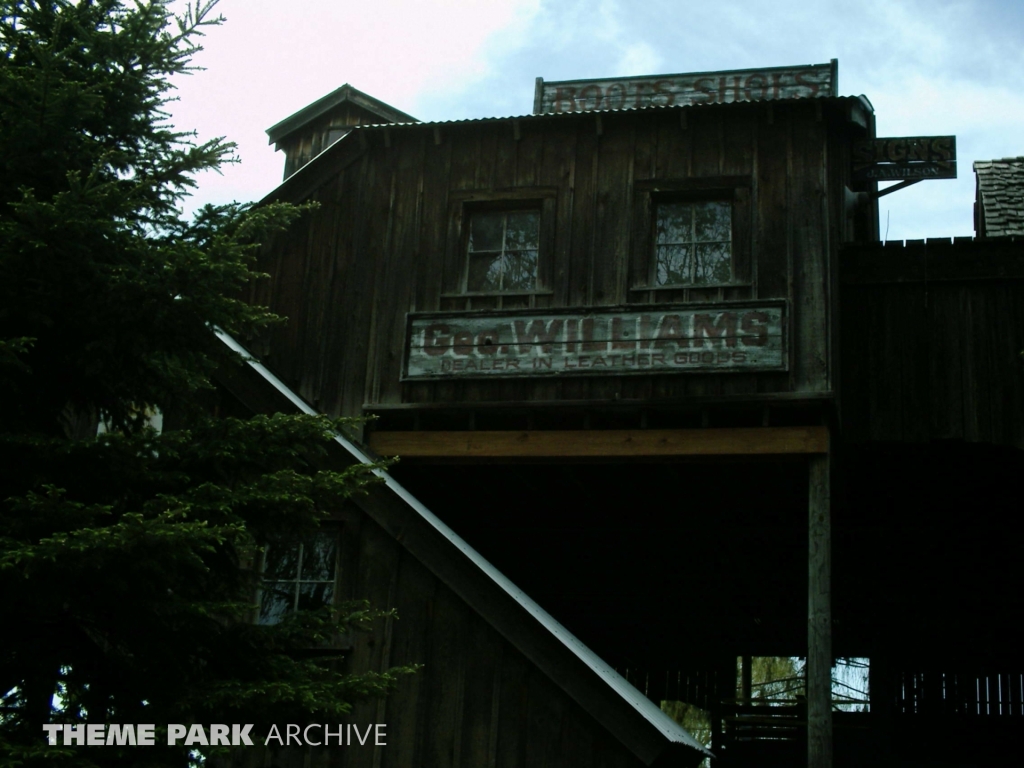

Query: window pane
[[258, 582, 296, 625], [653, 200, 732, 285], [656, 203, 692, 245], [298, 582, 335, 612], [300, 533, 337, 581], [503, 250, 538, 291], [693, 243, 732, 284], [469, 212, 504, 252], [468, 252, 502, 291], [326, 128, 350, 147], [466, 209, 541, 293], [263, 541, 301, 581], [656, 244, 691, 286], [505, 211, 540, 250], [694, 202, 731, 242]]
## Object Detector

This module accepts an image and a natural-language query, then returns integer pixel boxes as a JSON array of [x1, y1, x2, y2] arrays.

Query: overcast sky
[[167, 0, 1024, 242]]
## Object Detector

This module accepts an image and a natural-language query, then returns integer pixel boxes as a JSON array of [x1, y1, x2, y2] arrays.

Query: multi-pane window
[[466, 210, 540, 292], [258, 531, 338, 625], [654, 201, 732, 286]]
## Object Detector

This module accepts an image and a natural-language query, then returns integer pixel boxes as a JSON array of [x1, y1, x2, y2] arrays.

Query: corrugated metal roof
[[343, 93, 873, 133], [260, 92, 873, 210], [214, 327, 712, 759], [974, 157, 1024, 238]]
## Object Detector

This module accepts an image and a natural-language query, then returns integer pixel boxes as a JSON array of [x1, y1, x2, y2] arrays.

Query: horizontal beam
[[369, 426, 829, 458], [842, 240, 1024, 285], [365, 391, 834, 411]]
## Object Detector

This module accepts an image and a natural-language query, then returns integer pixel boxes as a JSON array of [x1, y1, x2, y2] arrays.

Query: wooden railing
[[896, 670, 1024, 717], [720, 702, 806, 743]]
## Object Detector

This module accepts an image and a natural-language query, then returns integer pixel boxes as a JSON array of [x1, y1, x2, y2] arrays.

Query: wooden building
[[214, 331, 711, 768], [232, 64, 1024, 767], [836, 158, 1024, 767], [265, 84, 417, 181]]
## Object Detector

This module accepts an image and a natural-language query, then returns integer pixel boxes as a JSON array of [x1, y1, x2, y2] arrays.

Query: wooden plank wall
[[255, 102, 842, 420], [249, 513, 648, 768], [841, 238, 1024, 447], [279, 102, 394, 180]]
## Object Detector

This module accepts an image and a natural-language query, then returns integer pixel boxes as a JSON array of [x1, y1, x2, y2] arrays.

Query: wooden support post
[[870, 653, 893, 753], [741, 656, 752, 704], [808, 452, 832, 768], [711, 657, 732, 759]]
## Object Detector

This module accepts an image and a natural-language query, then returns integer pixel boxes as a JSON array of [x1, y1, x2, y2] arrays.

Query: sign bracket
[[873, 179, 922, 199]]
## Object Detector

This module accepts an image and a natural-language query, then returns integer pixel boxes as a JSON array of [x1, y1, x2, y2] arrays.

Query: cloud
[[440, 0, 1023, 239], [165, 0, 542, 211], [163, 0, 1024, 240], [616, 43, 662, 78]]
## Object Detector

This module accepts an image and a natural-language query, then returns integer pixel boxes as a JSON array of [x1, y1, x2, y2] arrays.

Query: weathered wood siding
[[253, 100, 864, 420], [277, 102, 398, 180], [242, 512, 648, 768], [840, 237, 1024, 447]]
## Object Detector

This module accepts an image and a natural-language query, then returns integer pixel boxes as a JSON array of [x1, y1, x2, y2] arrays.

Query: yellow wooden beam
[[369, 426, 828, 458]]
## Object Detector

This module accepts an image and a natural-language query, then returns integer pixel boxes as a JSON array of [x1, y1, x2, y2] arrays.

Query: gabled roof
[[265, 83, 418, 146], [213, 328, 711, 768], [974, 157, 1024, 238], [260, 94, 874, 208]]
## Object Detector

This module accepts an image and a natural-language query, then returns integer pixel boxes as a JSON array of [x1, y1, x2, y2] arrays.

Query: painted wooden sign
[[534, 61, 836, 114], [852, 136, 957, 181], [403, 303, 787, 380]]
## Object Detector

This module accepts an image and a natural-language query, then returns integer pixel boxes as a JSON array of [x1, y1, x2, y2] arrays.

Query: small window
[[258, 531, 338, 625], [466, 209, 540, 293], [325, 127, 350, 147], [654, 200, 732, 286]]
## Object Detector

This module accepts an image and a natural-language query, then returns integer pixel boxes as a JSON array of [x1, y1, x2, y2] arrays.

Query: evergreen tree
[[0, 2, 410, 765]]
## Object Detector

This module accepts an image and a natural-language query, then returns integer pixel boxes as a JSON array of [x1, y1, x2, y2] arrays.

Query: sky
[[166, 0, 1024, 242]]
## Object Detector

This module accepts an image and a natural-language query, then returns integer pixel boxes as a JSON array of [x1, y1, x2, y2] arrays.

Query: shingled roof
[[974, 157, 1024, 238]]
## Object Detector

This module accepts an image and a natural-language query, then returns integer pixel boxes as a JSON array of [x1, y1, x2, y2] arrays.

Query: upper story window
[[466, 209, 540, 293], [631, 178, 751, 296], [442, 189, 556, 308], [654, 200, 732, 286], [258, 530, 338, 625]]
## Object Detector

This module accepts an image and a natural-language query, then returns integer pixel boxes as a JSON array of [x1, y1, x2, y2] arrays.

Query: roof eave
[[340, 93, 873, 134], [266, 84, 418, 146]]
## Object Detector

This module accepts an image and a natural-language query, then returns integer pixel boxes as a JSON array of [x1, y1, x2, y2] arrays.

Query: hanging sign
[[534, 61, 837, 114], [852, 136, 957, 181], [403, 302, 787, 380]]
